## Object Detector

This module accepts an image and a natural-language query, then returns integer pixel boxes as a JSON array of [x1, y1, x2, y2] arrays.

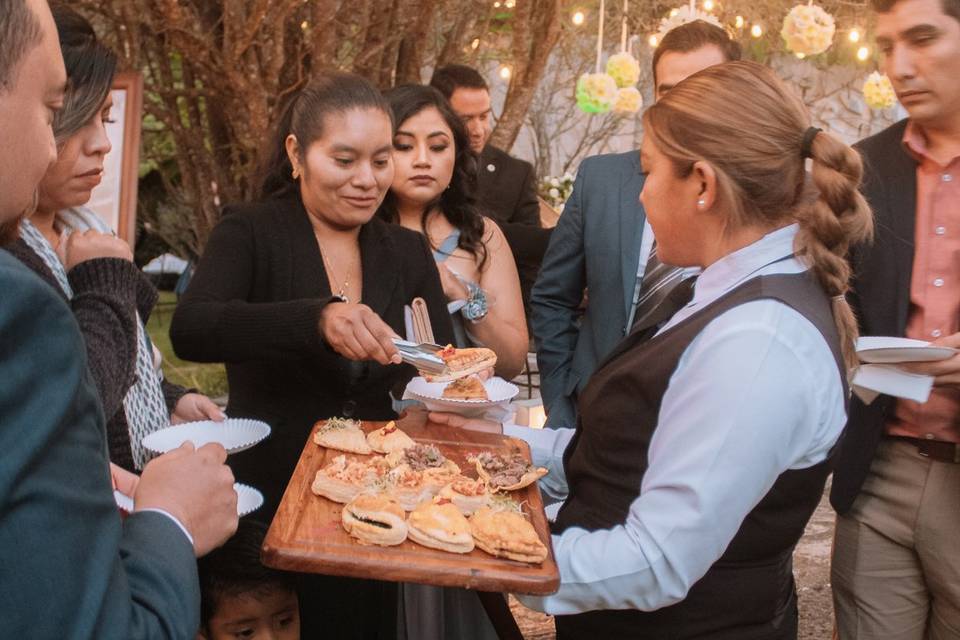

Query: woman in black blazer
[[170, 73, 453, 639]]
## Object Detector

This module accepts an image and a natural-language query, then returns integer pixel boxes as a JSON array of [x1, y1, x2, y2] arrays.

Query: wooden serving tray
[[262, 416, 560, 595]]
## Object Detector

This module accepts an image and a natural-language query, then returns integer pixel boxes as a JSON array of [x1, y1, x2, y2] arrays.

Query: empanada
[[366, 421, 416, 454], [469, 507, 548, 564], [313, 417, 372, 455], [407, 498, 475, 554], [422, 346, 497, 382], [341, 493, 408, 546], [438, 476, 491, 515], [442, 376, 488, 400], [471, 451, 547, 491], [311, 454, 386, 504]]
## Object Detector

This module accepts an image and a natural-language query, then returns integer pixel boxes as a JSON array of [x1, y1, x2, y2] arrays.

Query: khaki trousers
[[832, 439, 960, 640]]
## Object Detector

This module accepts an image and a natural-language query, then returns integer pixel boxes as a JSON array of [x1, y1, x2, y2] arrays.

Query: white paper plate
[[142, 419, 271, 456], [406, 376, 519, 409], [856, 336, 957, 364], [236, 483, 264, 516], [113, 483, 263, 517]]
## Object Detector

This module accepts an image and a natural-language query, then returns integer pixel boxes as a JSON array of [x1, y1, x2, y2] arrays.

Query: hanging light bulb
[[572, 10, 585, 25], [499, 65, 512, 79], [849, 28, 861, 42], [300, 20, 309, 31], [703, 0, 715, 11], [648, 34, 659, 47], [796, 52, 806, 59], [856, 46, 870, 61], [735, 15, 745, 28], [493, 1, 501, 7], [505, 0, 515, 7], [471, 38, 480, 49], [669, 8, 679, 17], [751, 23, 763, 38]]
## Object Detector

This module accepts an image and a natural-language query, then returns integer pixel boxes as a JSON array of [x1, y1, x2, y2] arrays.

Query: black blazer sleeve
[[0, 254, 200, 639], [513, 161, 541, 227], [170, 210, 335, 363]]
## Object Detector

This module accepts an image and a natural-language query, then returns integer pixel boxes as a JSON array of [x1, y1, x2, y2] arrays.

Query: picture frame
[[86, 71, 144, 246]]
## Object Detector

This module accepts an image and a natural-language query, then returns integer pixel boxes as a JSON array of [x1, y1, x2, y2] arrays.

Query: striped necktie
[[630, 242, 692, 331]]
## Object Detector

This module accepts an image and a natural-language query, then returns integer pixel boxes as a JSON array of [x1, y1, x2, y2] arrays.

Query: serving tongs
[[392, 338, 446, 374]]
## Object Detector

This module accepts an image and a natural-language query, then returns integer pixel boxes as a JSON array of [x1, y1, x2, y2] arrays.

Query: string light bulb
[[856, 46, 870, 61], [751, 24, 763, 38], [849, 28, 861, 42], [735, 15, 744, 28], [703, 0, 715, 11], [648, 34, 659, 47], [669, 8, 679, 17], [572, 10, 585, 25], [505, 0, 515, 7], [499, 65, 511, 80], [471, 38, 480, 49]]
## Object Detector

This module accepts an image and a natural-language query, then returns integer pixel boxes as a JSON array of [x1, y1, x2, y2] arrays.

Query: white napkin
[[851, 364, 934, 404]]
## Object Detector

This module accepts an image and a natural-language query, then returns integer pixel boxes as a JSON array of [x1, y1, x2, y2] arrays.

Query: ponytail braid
[[795, 130, 874, 371]]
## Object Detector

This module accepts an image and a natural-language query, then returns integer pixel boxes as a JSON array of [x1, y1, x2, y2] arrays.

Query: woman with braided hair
[[430, 60, 872, 639]]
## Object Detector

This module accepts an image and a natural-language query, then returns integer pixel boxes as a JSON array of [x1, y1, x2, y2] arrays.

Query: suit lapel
[[885, 144, 918, 335], [619, 152, 646, 322]]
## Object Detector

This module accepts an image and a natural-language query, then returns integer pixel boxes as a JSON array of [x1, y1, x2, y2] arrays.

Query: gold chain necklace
[[315, 235, 354, 303]]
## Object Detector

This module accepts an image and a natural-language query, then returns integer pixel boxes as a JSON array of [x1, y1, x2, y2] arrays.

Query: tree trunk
[[489, 0, 562, 152]]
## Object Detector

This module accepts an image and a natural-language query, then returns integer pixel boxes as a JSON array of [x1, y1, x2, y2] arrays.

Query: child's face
[[202, 588, 300, 640]]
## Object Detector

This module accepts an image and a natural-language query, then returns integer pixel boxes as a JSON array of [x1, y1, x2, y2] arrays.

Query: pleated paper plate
[[142, 419, 271, 455], [114, 483, 264, 517]]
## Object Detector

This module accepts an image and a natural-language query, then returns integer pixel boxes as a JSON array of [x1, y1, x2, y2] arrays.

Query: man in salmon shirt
[[830, 0, 960, 636]]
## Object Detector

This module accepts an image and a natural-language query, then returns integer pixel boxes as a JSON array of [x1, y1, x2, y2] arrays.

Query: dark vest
[[554, 272, 847, 640]]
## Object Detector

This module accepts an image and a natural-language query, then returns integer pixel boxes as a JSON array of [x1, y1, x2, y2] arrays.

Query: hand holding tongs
[[391, 338, 447, 374]]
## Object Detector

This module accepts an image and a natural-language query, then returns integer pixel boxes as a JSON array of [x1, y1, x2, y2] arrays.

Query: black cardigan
[[170, 193, 454, 515]]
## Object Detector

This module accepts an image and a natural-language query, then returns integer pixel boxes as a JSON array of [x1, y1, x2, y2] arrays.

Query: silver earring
[[697, 198, 705, 206]]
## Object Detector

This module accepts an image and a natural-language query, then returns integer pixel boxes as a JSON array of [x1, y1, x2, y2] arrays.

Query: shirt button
[[932, 329, 943, 338], [936, 226, 946, 235], [933, 278, 945, 287], [944, 174, 954, 182]]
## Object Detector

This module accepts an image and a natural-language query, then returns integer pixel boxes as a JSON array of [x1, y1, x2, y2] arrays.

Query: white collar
[[689, 223, 799, 308]]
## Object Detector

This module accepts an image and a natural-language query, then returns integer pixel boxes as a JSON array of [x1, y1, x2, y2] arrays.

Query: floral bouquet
[[539, 173, 576, 213], [781, 3, 836, 56], [862, 72, 897, 110]]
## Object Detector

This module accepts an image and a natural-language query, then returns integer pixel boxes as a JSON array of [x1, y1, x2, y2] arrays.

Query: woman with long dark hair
[[171, 72, 454, 639], [6, 4, 223, 473], [379, 85, 528, 379]]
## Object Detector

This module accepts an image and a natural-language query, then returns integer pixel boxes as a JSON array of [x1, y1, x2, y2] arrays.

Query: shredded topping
[[404, 444, 447, 471]]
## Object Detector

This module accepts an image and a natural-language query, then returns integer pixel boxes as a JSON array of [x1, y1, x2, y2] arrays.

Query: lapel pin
[[486, 163, 496, 172]]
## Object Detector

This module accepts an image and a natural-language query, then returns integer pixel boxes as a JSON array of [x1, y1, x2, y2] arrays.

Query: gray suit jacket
[[0, 250, 200, 639], [530, 151, 646, 428]]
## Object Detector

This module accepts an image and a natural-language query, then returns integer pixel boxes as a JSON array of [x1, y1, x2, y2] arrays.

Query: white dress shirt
[[506, 223, 846, 615]]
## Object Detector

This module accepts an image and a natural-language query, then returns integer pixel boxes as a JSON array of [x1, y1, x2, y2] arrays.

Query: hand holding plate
[[134, 441, 238, 557], [898, 332, 960, 388]]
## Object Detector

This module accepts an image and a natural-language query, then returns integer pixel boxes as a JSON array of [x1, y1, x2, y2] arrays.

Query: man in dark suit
[[530, 21, 741, 428], [0, 1, 239, 636], [830, 0, 960, 636], [431, 64, 550, 313]]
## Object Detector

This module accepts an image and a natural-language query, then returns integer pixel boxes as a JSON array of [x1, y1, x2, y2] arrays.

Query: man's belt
[[888, 435, 960, 464]]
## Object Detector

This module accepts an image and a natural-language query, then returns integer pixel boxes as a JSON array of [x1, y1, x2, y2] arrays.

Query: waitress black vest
[[554, 272, 847, 640]]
